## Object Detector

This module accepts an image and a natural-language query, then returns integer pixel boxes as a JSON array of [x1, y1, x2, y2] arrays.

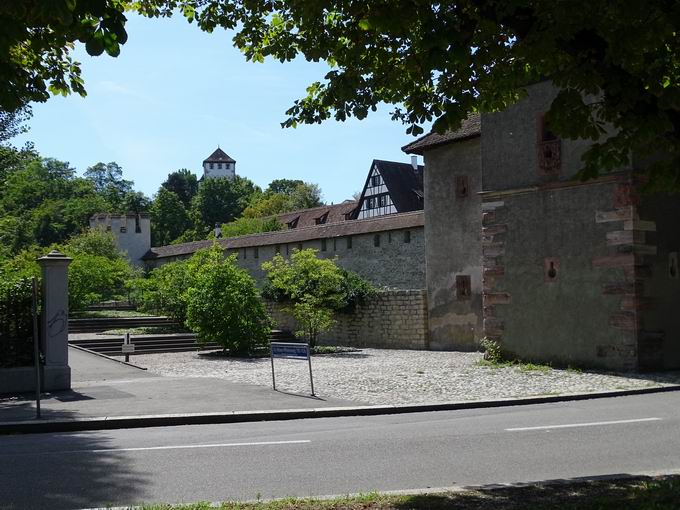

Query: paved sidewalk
[[0, 347, 363, 424]]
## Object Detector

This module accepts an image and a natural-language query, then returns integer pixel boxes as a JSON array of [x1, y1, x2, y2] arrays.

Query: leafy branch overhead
[[2, 1, 679, 188]]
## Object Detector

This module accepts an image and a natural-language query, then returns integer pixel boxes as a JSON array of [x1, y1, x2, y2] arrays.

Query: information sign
[[270, 341, 315, 396]]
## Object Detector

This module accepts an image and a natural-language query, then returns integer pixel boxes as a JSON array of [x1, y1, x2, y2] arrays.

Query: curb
[[68, 344, 148, 371], [2, 383, 680, 435]]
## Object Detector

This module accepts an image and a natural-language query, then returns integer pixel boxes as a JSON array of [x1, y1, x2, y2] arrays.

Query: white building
[[89, 213, 151, 267], [202, 147, 236, 179]]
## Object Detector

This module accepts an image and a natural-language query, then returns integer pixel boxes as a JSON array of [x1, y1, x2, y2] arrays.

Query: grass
[[100, 326, 187, 335], [71, 310, 156, 319], [311, 346, 361, 355], [475, 359, 552, 373], [134, 475, 680, 510]]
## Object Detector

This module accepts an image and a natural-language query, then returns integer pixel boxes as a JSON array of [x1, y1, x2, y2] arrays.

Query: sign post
[[270, 342, 315, 396], [122, 332, 135, 362]]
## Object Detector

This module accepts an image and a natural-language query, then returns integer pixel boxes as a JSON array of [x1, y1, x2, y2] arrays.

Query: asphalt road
[[2, 391, 680, 509]]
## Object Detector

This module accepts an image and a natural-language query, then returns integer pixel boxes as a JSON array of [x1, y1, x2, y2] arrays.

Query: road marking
[[86, 439, 311, 453], [2, 440, 311, 457], [506, 417, 661, 431]]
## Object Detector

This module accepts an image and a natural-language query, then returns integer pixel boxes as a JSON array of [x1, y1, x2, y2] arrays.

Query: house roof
[[203, 147, 236, 163], [372, 160, 424, 212], [142, 210, 424, 261], [276, 201, 358, 229], [401, 113, 481, 155]]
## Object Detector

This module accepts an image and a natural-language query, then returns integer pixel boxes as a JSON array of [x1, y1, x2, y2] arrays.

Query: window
[[371, 175, 380, 187], [106, 225, 111, 231], [455, 176, 469, 198], [297, 243, 303, 252], [254, 247, 259, 259], [537, 113, 561, 175], [275, 245, 281, 254], [456, 275, 471, 300], [333, 238, 337, 251], [347, 236, 353, 249], [287, 217, 299, 229], [120, 226, 127, 233], [374, 234, 381, 247], [243, 248, 247, 259], [388, 232, 392, 243], [365, 197, 374, 210], [209, 162, 214, 169], [404, 230, 411, 243], [379, 194, 388, 207], [135, 215, 142, 233], [321, 239, 327, 251]]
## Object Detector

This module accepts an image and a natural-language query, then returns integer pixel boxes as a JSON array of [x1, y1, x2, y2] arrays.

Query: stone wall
[[265, 289, 429, 349], [423, 137, 483, 351]]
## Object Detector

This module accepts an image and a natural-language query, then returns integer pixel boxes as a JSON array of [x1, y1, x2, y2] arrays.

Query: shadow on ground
[[392, 475, 680, 510], [0, 410, 152, 510]]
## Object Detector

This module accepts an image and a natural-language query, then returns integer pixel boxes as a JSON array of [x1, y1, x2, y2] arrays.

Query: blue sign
[[271, 342, 309, 360]]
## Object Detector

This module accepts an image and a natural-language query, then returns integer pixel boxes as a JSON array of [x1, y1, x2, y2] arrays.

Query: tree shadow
[[0, 409, 153, 510], [392, 474, 680, 510]]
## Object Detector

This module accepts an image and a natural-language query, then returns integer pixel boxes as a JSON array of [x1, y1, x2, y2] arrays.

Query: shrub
[[291, 299, 336, 348], [0, 278, 36, 368], [186, 254, 270, 355], [480, 337, 503, 363], [261, 249, 374, 347], [133, 245, 223, 324]]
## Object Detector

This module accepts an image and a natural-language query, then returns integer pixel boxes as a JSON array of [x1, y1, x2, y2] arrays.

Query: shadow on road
[[0, 412, 152, 510]]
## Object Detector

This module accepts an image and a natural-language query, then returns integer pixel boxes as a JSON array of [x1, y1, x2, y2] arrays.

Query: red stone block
[[484, 292, 511, 305]]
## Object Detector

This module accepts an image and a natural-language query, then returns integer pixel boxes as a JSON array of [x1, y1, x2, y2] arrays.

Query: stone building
[[144, 207, 425, 290], [404, 80, 680, 370], [89, 213, 151, 268]]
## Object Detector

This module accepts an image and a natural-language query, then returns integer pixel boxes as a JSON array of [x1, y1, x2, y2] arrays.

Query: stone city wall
[[265, 289, 429, 350]]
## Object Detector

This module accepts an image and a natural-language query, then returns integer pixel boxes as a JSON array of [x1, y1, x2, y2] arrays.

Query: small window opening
[[456, 176, 469, 198], [347, 236, 353, 249], [404, 231, 411, 243], [243, 248, 247, 259], [321, 239, 327, 251], [374, 234, 381, 247], [297, 243, 303, 252], [254, 247, 259, 259], [456, 275, 471, 300], [275, 245, 281, 255], [135, 215, 142, 233]]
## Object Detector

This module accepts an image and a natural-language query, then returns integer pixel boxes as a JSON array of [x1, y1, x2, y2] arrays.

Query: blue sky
[[15, 13, 427, 204]]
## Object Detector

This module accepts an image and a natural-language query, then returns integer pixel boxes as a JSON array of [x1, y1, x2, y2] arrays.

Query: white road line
[[506, 417, 661, 432], [3, 440, 311, 457]]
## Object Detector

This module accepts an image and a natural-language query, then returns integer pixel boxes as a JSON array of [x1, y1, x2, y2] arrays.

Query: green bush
[[0, 278, 36, 368], [261, 249, 374, 347], [186, 254, 270, 355], [480, 337, 503, 363]]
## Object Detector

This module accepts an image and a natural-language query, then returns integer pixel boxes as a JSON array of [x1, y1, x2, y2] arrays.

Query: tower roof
[[203, 147, 235, 164]]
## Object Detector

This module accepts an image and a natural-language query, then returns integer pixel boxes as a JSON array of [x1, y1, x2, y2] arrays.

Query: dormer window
[[287, 217, 299, 229], [315, 212, 329, 225]]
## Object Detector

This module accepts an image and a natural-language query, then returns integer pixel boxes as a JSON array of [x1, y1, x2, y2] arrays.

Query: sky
[[14, 13, 428, 204]]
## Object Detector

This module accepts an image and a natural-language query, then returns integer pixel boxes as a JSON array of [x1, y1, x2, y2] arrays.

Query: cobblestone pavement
[[127, 349, 680, 405]]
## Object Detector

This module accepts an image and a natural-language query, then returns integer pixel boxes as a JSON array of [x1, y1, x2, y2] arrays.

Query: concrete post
[[37, 250, 72, 391]]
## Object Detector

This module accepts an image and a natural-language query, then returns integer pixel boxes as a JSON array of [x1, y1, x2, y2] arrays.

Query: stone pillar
[[37, 250, 72, 391]]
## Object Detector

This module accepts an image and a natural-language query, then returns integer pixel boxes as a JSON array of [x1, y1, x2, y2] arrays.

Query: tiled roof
[[401, 113, 481, 155], [203, 147, 236, 163], [142, 210, 424, 260], [276, 201, 358, 229], [372, 160, 424, 212]]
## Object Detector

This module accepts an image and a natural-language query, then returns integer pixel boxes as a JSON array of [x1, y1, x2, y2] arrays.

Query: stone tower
[[203, 147, 236, 179]]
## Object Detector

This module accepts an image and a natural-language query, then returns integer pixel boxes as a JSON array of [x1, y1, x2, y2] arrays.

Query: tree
[[220, 216, 282, 238], [150, 187, 191, 246], [186, 254, 271, 355], [262, 248, 374, 347], [0, 1, 129, 111], [136, 0, 680, 190], [162, 169, 199, 208], [84, 161, 133, 210], [243, 180, 323, 218], [191, 175, 259, 232]]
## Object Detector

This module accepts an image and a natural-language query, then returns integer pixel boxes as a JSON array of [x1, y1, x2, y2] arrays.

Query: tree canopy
[[3, 1, 678, 188]]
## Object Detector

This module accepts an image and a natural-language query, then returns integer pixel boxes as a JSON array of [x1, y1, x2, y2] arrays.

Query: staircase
[[69, 329, 297, 356], [69, 316, 178, 334]]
